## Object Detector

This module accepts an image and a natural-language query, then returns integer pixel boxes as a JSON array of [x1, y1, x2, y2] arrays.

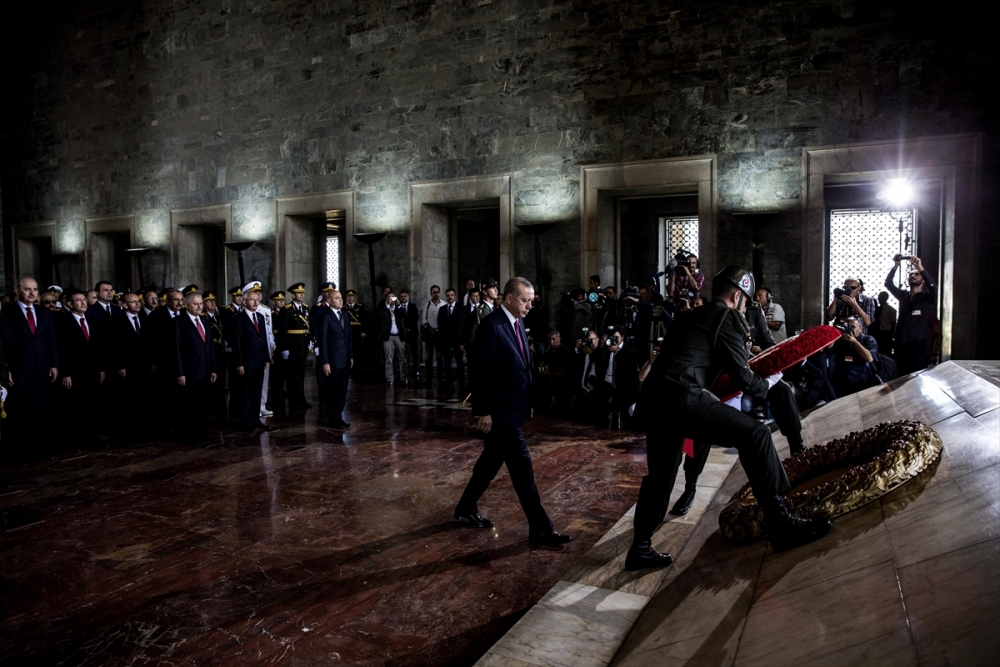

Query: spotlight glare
[[878, 178, 912, 209]]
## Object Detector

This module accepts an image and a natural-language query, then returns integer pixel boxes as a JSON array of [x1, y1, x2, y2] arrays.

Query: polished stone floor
[[0, 379, 648, 666], [473, 361, 1000, 667]]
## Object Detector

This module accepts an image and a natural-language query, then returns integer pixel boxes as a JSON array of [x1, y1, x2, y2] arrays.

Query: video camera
[[667, 248, 694, 277], [893, 253, 912, 262]]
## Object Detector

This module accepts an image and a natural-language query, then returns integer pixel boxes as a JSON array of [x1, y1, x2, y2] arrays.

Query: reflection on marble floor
[[0, 381, 646, 667], [476, 362, 999, 667]]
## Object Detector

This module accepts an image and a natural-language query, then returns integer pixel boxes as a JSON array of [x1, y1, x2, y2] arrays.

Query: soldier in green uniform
[[280, 283, 312, 410], [202, 291, 228, 417], [223, 285, 244, 418], [344, 289, 366, 376], [268, 291, 287, 415]]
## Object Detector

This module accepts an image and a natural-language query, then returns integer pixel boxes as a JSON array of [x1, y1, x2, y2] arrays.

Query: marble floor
[[474, 361, 999, 667], [4, 361, 997, 667], [0, 379, 649, 666]]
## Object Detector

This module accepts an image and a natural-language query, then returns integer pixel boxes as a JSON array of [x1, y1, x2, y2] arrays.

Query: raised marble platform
[[476, 361, 1000, 667]]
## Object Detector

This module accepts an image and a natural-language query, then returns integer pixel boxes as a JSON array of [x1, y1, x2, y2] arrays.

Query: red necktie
[[253, 313, 260, 333], [26, 306, 36, 335], [196, 317, 206, 342], [80, 317, 90, 341]]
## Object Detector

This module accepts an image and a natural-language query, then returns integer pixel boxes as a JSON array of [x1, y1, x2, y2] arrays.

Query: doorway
[[618, 195, 698, 292], [452, 206, 500, 290], [90, 231, 132, 290], [15, 235, 54, 286], [176, 224, 228, 293], [275, 191, 356, 299]]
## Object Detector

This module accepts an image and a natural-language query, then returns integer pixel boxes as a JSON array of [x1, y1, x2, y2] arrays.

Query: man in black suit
[[377, 289, 407, 386], [232, 285, 270, 431], [174, 289, 217, 444], [439, 288, 467, 393], [56, 289, 107, 447], [85, 280, 121, 437], [316, 289, 354, 428], [454, 277, 572, 547], [86, 280, 123, 325], [1, 276, 60, 463], [112, 292, 150, 439], [398, 290, 420, 383], [145, 288, 185, 420]]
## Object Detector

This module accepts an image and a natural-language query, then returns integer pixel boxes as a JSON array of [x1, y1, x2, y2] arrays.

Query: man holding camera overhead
[[826, 275, 877, 335], [884, 254, 936, 374]]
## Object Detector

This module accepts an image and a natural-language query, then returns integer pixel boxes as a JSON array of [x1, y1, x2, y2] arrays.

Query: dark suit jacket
[[595, 344, 640, 406], [377, 303, 406, 341], [174, 314, 217, 382], [112, 312, 147, 375], [400, 302, 419, 341], [317, 308, 353, 369], [146, 307, 183, 369], [471, 307, 533, 427], [56, 313, 103, 383], [1, 302, 58, 381], [86, 302, 123, 327], [439, 302, 465, 347], [232, 309, 270, 371]]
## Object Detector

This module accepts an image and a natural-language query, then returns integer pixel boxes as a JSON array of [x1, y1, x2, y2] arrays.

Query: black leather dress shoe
[[529, 530, 572, 546], [624, 541, 673, 571], [454, 512, 493, 528], [669, 487, 696, 516]]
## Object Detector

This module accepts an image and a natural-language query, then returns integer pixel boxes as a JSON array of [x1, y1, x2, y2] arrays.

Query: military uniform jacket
[[469, 301, 493, 346], [638, 299, 768, 411], [281, 303, 311, 357]]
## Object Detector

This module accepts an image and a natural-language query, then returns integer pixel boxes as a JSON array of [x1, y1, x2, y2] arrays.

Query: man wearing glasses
[[825, 276, 876, 335], [40, 291, 62, 312]]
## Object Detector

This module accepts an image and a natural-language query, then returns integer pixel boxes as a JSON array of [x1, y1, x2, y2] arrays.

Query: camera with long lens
[[893, 253, 912, 262], [667, 248, 693, 276], [833, 287, 846, 299], [833, 321, 851, 334]]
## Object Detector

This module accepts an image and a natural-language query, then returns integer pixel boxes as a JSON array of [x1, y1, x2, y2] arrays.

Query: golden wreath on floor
[[719, 420, 943, 541]]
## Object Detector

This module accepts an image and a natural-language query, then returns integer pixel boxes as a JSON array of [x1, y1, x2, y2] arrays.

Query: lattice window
[[326, 235, 340, 287], [828, 208, 917, 310], [664, 217, 699, 258]]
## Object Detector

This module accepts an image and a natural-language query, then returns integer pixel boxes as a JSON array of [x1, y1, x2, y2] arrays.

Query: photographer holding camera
[[831, 316, 880, 397], [585, 326, 640, 425], [667, 251, 705, 301], [826, 276, 876, 334], [884, 255, 936, 374]]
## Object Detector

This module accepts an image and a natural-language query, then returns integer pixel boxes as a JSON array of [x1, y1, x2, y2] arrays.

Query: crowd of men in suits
[[0, 275, 356, 465]]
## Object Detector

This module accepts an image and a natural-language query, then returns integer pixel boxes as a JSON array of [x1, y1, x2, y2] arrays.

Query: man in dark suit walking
[[454, 277, 572, 547], [316, 289, 354, 428], [1, 276, 59, 463], [174, 289, 217, 444], [232, 285, 270, 431]]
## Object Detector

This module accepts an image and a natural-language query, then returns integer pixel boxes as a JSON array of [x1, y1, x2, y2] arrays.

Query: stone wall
[[2, 0, 996, 350]]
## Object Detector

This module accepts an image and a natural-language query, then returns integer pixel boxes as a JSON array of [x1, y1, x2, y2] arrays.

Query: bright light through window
[[828, 208, 916, 311], [326, 235, 340, 286]]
